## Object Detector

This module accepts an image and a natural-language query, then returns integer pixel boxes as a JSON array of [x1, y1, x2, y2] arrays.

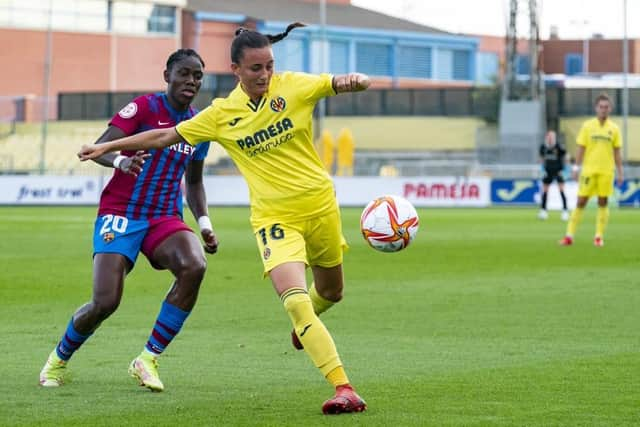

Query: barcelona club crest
[[103, 232, 115, 243], [270, 96, 286, 112], [263, 247, 271, 260]]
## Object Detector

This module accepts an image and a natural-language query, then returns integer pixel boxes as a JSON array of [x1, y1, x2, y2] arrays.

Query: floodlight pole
[[622, 0, 629, 165], [39, 0, 53, 175]]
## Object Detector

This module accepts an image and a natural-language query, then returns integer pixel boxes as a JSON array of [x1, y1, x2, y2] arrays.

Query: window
[[565, 54, 583, 76], [516, 54, 530, 75], [397, 46, 432, 78], [453, 50, 471, 80], [476, 52, 499, 85], [435, 49, 452, 80], [329, 40, 349, 74], [272, 38, 305, 72], [147, 5, 175, 33], [0, 0, 107, 32], [112, 1, 175, 35], [356, 42, 391, 76]]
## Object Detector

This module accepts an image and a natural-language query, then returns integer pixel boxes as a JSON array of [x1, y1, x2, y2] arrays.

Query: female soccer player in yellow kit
[[559, 93, 624, 247], [78, 23, 370, 415]]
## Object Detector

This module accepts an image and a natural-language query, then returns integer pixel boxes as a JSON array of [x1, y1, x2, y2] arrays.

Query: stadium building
[[1, 0, 638, 180], [0, 0, 491, 122]]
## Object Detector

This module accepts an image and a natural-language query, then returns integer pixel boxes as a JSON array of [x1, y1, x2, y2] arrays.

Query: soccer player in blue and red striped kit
[[39, 49, 218, 392]]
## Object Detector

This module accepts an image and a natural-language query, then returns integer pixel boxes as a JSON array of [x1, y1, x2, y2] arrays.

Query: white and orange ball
[[360, 195, 419, 252]]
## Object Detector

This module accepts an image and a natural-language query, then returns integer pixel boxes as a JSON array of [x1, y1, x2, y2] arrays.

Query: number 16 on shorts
[[255, 223, 307, 272]]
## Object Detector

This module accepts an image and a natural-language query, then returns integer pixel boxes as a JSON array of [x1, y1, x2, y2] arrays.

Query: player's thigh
[[142, 217, 201, 271], [305, 209, 347, 269], [595, 174, 614, 197], [270, 261, 307, 296], [577, 173, 597, 197], [255, 222, 307, 277], [92, 253, 129, 304], [93, 214, 147, 267]]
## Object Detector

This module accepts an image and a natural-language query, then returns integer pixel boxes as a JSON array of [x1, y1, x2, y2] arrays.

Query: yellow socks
[[596, 206, 609, 238], [281, 288, 342, 377], [309, 283, 335, 315], [566, 207, 584, 237], [326, 366, 350, 387], [567, 206, 609, 239]]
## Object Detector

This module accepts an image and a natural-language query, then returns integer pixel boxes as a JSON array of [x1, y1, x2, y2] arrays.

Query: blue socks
[[55, 319, 92, 361], [53, 301, 190, 361], [144, 301, 190, 355]]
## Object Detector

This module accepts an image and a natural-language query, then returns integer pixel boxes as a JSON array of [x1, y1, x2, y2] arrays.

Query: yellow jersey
[[576, 118, 622, 175], [176, 72, 337, 229]]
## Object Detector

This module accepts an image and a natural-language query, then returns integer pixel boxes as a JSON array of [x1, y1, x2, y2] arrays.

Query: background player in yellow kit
[[559, 93, 624, 247], [78, 22, 370, 415]]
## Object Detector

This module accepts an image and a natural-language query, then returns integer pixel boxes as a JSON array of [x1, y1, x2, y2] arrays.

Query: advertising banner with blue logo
[[491, 179, 539, 205], [491, 179, 578, 209], [618, 179, 640, 207]]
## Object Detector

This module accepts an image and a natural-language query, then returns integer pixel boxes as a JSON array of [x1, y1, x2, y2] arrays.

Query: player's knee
[[91, 298, 120, 320], [176, 255, 207, 283], [323, 287, 343, 303], [332, 292, 343, 303]]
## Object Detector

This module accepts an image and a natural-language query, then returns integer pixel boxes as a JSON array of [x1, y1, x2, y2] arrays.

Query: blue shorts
[[93, 214, 193, 269]]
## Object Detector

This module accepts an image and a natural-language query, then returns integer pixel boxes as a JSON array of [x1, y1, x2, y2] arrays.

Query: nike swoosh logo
[[229, 117, 242, 126], [158, 121, 171, 126], [496, 181, 535, 201], [300, 324, 312, 337]]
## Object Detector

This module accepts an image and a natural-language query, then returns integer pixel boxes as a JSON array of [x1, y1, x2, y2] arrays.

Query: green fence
[[57, 80, 640, 121]]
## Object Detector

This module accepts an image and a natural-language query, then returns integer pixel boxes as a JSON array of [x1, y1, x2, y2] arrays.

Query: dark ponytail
[[231, 22, 306, 63], [265, 22, 306, 44]]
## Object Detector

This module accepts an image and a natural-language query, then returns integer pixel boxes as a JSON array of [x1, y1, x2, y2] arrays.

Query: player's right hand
[[119, 151, 151, 177], [78, 144, 106, 161]]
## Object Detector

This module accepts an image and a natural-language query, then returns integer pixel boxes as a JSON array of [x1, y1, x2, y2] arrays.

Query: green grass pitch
[[0, 206, 638, 426]]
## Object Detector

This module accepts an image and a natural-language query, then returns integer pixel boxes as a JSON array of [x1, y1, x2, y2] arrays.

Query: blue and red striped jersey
[[98, 93, 210, 220]]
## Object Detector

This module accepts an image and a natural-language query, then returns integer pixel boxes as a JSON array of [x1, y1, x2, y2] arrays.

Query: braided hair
[[166, 48, 205, 71], [230, 22, 306, 63]]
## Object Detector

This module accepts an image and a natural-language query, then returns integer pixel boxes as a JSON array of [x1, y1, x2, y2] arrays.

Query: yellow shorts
[[254, 209, 348, 276], [578, 173, 614, 198]]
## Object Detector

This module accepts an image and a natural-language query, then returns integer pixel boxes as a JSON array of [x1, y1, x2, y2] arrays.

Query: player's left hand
[[201, 229, 219, 254], [616, 173, 624, 187], [119, 151, 151, 177]]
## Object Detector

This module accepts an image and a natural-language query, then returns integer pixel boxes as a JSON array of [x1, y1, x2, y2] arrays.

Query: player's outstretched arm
[[90, 125, 150, 177], [90, 125, 128, 168], [78, 127, 182, 161], [332, 73, 370, 93]]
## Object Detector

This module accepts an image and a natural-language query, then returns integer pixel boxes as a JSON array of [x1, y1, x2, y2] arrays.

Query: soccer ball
[[360, 195, 419, 252]]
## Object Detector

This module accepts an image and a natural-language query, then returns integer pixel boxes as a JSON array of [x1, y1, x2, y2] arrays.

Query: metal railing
[[57, 85, 640, 121]]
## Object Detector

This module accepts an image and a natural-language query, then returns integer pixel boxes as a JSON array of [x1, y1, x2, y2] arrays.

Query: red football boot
[[558, 236, 573, 246], [322, 385, 367, 415]]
